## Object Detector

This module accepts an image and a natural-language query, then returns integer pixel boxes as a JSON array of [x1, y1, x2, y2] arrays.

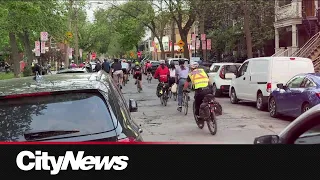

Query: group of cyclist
[[107, 58, 212, 123]]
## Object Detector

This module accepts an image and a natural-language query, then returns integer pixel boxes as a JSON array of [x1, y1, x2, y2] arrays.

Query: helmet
[[122, 59, 126, 62], [135, 62, 140, 66], [190, 62, 199, 69], [159, 60, 165, 64], [178, 59, 185, 65], [71, 60, 74, 63], [147, 60, 150, 63]]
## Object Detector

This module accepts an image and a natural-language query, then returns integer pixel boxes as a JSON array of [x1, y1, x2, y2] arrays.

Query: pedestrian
[[47, 62, 52, 74], [79, 62, 86, 68], [69, 60, 77, 68], [94, 61, 102, 72]]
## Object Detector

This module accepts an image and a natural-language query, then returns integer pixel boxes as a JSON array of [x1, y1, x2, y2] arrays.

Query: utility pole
[[65, 0, 73, 67], [74, 1, 79, 64], [199, 13, 206, 61]]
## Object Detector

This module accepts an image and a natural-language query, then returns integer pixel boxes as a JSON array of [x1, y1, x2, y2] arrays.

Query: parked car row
[[207, 57, 318, 119]]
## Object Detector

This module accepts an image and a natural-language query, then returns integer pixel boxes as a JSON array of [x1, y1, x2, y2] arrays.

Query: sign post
[[206, 39, 211, 62], [35, 41, 40, 57], [41, 41, 46, 54]]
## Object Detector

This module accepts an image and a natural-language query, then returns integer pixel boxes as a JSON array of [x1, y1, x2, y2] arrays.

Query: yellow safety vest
[[189, 68, 209, 89], [31, 62, 35, 67]]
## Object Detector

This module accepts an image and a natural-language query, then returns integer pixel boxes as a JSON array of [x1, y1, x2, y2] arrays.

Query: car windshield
[[224, 65, 240, 74], [0, 93, 115, 141], [211, 65, 220, 72]]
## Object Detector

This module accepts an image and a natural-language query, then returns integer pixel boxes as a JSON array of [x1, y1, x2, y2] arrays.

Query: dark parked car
[[0, 71, 143, 142], [150, 61, 160, 75], [254, 103, 320, 144], [56, 67, 89, 74]]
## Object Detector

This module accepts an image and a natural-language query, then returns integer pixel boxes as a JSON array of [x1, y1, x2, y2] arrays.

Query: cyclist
[[176, 59, 189, 111], [168, 61, 176, 89], [154, 60, 169, 97], [121, 59, 129, 83], [145, 60, 152, 77], [133, 61, 142, 89], [110, 58, 124, 89], [183, 62, 212, 122]]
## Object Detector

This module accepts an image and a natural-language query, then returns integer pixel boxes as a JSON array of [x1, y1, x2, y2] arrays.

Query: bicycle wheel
[[183, 94, 188, 115], [207, 111, 217, 135], [163, 93, 167, 106], [193, 101, 204, 129]]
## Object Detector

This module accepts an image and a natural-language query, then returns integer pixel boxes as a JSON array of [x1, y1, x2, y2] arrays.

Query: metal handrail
[[272, 49, 285, 57], [293, 32, 320, 57]]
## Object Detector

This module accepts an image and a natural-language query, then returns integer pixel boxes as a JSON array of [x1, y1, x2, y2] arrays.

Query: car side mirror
[[277, 83, 284, 89], [254, 135, 281, 144], [129, 99, 138, 112]]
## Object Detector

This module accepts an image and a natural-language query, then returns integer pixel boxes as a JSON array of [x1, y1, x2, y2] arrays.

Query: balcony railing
[[275, 1, 302, 21]]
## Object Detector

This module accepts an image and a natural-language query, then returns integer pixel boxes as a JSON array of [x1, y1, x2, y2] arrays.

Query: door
[[280, 75, 306, 116], [302, 0, 315, 17], [233, 61, 250, 99]]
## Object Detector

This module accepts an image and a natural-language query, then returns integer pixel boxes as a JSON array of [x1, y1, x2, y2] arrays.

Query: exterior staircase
[[292, 32, 320, 72]]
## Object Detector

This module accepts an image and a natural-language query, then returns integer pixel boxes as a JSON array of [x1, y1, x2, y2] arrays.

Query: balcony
[[275, 1, 302, 22]]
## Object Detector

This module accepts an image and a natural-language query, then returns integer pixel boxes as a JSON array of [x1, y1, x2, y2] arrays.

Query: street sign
[[40, 32, 48, 41], [201, 34, 206, 41], [91, 52, 96, 60], [35, 41, 40, 57], [41, 41, 46, 53], [178, 48, 184, 53], [130, 52, 134, 57], [66, 31, 73, 38], [202, 40, 206, 50], [192, 34, 196, 41], [207, 39, 211, 50], [196, 39, 200, 49], [137, 51, 142, 58], [177, 39, 185, 47]]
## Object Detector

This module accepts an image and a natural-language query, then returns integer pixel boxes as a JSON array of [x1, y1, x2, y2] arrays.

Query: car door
[[207, 64, 220, 85], [279, 75, 305, 115], [233, 61, 250, 99]]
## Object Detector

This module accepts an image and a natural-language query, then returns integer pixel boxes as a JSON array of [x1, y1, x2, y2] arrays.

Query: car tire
[[230, 88, 238, 104], [302, 103, 310, 114], [212, 84, 221, 97], [256, 93, 266, 111], [269, 97, 279, 118]]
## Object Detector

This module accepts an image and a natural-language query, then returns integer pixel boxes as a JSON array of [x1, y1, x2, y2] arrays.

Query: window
[[278, 0, 291, 7], [210, 65, 220, 72], [286, 76, 305, 88], [300, 78, 316, 88], [224, 65, 240, 74], [237, 62, 249, 77], [0, 92, 115, 141], [295, 124, 320, 144]]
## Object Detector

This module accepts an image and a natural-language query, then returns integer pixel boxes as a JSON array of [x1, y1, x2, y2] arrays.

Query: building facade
[[274, 0, 319, 56]]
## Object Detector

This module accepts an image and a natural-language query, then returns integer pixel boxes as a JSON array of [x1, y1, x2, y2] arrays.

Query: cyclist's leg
[[178, 79, 185, 107], [113, 72, 118, 85], [156, 82, 162, 97], [194, 89, 206, 117], [138, 73, 142, 88], [118, 70, 124, 85]]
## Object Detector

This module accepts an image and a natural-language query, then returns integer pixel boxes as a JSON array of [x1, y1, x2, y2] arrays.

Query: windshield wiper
[[24, 130, 80, 140]]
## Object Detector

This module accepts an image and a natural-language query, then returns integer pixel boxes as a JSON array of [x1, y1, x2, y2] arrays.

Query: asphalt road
[[122, 74, 292, 144]]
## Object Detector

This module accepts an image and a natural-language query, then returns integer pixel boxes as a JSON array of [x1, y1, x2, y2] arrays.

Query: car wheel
[[302, 103, 310, 114], [230, 88, 238, 104], [256, 93, 266, 111], [212, 84, 221, 97], [269, 97, 278, 118]]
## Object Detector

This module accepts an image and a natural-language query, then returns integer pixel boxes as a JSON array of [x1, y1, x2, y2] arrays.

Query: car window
[[295, 125, 320, 144], [300, 78, 316, 88], [0, 92, 115, 141], [237, 62, 249, 77], [224, 65, 239, 74], [287, 76, 305, 88], [210, 65, 220, 72]]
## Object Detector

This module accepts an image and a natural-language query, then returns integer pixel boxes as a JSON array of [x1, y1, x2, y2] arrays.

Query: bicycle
[[193, 94, 218, 135], [159, 82, 168, 106], [181, 90, 190, 115]]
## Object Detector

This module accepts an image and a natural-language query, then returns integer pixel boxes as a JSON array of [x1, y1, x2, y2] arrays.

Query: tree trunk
[[74, 8, 79, 64], [9, 32, 20, 78], [159, 39, 165, 59], [242, 0, 253, 58], [171, 19, 175, 58], [180, 32, 190, 59], [19, 30, 34, 65]]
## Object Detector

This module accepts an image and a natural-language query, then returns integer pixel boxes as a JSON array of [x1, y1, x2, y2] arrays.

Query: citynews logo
[[16, 151, 129, 175]]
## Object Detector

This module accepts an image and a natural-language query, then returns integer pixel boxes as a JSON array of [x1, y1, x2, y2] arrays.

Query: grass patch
[[0, 72, 15, 80]]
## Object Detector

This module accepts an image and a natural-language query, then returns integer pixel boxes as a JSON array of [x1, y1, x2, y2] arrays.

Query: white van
[[229, 57, 315, 110]]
